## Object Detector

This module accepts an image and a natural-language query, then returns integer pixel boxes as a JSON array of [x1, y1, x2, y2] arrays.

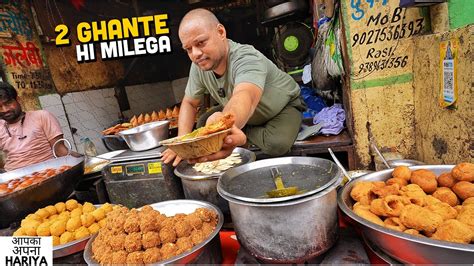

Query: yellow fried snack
[[82, 202, 96, 213], [432, 187, 459, 207], [353, 207, 384, 226], [70, 207, 83, 218], [438, 172, 457, 188], [74, 226, 91, 240], [425, 202, 457, 221], [35, 208, 49, 220], [52, 236, 60, 246], [100, 203, 114, 213], [44, 205, 57, 216], [144, 113, 152, 124], [13, 228, 25, 236], [50, 220, 66, 237], [23, 220, 41, 236], [410, 169, 437, 194], [92, 208, 106, 221], [423, 195, 442, 206], [35, 222, 50, 236], [372, 184, 400, 198], [151, 111, 159, 121], [404, 229, 423, 237], [451, 162, 474, 182], [66, 217, 82, 232], [431, 219, 473, 244], [60, 231, 74, 244], [81, 213, 95, 227], [386, 178, 408, 187], [400, 204, 443, 233], [350, 182, 377, 205], [98, 219, 107, 228], [65, 199, 78, 211], [57, 211, 70, 221], [456, 208, 474, 229], [452, 181, 474, 201], [392, 166, 412, 181], [88, 223, 101, 234], [384, 217, 406, 232]]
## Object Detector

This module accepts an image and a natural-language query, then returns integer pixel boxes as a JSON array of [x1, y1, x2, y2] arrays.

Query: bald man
[[162, 8, 304, 166]]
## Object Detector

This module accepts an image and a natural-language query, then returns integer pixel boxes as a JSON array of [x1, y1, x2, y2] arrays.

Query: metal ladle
[[370, 143, 391, 169], [266, 167, 299, 198], [328, 148, 352, 182]]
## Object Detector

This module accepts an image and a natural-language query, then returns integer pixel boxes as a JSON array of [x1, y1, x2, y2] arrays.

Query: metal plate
[[174, 147, 256, 180], [104, 146, 165, 163], [338, 165, 474, 264], [51, 204, 102, 258], [218, 157, 341, 204], [83, 200, 223, 265]]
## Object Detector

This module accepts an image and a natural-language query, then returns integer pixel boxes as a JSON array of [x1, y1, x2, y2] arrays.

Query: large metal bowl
[[338, 165, 474, 264], [118, 120, 169, 151], [0, 155, 84, 228], [83, 200, 223, 264]]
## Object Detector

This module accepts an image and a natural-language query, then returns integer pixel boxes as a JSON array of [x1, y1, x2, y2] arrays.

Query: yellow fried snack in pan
[[350, 182, 377, 206], [392, 166, 412, 181], [425, 202, 458, 221], [165, 108, 173, 119], [369, 199, 387, 216], [386, 178, 408, 187], [144, 113, 152, 124], [452, 181, 474, 200], [399, 204, 443, 233], [372, 183, 400, 198], [196, 113, 235, 137], [151, 111, 159, 121], [431, 219, 473, 244], [158, 110, 166, 120], [451, 162, 474, 182], [384, 217, 406, 232], [423, 195, 442, 206], [438, 172, 457, 188], [410, 169, 438, 194], [432, 187, 459, 207], [172, 106, 179, 118], [137, 114, 144, 125], [404, 229, 423, 237], [353, 207, 384, 226]]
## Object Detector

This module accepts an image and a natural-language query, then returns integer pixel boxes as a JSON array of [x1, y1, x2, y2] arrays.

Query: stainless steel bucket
[[218, 157, 343, 263]]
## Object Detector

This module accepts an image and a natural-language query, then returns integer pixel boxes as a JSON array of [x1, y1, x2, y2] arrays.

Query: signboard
[[342, 0, 428, 89]]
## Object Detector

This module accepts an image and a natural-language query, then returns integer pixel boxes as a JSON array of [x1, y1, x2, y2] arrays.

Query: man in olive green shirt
[[162, 8, 304, 166]]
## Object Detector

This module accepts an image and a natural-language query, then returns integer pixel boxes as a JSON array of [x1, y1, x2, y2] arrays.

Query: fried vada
[[392, 166, 411, 181], [410, 169, 437, 194], [431, 219, 473, 244], [452, 181, 474, 200], [451, 162, 474, 182], [350, 182, 377, 205], [432, 187, 459, 207], [438, 172, 457, 188], [400, 204, 443, 233]]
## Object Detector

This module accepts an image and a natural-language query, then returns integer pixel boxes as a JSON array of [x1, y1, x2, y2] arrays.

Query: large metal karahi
[[0, 155, 84, 228], [338, 165, 474, 264], [83, 200, 224, 265]]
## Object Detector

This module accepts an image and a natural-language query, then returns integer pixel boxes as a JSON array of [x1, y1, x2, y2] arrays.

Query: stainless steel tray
[[174, 147, 256, 180], [83, 200, 224, 264], [338, 165, 474, 264], [53, 204, 102, 258]]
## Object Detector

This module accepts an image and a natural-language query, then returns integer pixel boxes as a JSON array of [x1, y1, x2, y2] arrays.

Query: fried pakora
[[432, 187, 459, 207], [400, 204, 443, 233], [384, 217, 406, 232], [143, 247, 161, 264], [410, 169, 437, 194], [451, 162, 474, 182], [161, 243, 178, 260], [431, 219, 473, 244], [452, 181, 474, 200], [142, 231, 161, 249], [350, 182, 377, 205], [392, 166, 411, 181], [174, 220, 192, 238], [160, 226, 177, 244], [124, 232, 142, 252], [438, 172, 457, 188]]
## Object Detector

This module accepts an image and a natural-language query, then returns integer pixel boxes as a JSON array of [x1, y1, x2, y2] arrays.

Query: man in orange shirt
[[0, 82, 69, 171]]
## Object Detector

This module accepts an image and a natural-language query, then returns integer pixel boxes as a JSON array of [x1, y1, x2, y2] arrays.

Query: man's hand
[[187, 125, 247, 164], [205, 111, 224, 125], [162, 148, 183, 167]]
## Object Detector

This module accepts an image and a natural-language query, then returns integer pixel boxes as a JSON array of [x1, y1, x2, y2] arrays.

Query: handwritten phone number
[[352, 19, 424, 47], [358, 56, 408, 74]]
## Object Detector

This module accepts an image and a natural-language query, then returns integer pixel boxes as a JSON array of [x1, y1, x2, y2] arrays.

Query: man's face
[[179, 23, 226, 72], [0, 98, 22, 123]]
